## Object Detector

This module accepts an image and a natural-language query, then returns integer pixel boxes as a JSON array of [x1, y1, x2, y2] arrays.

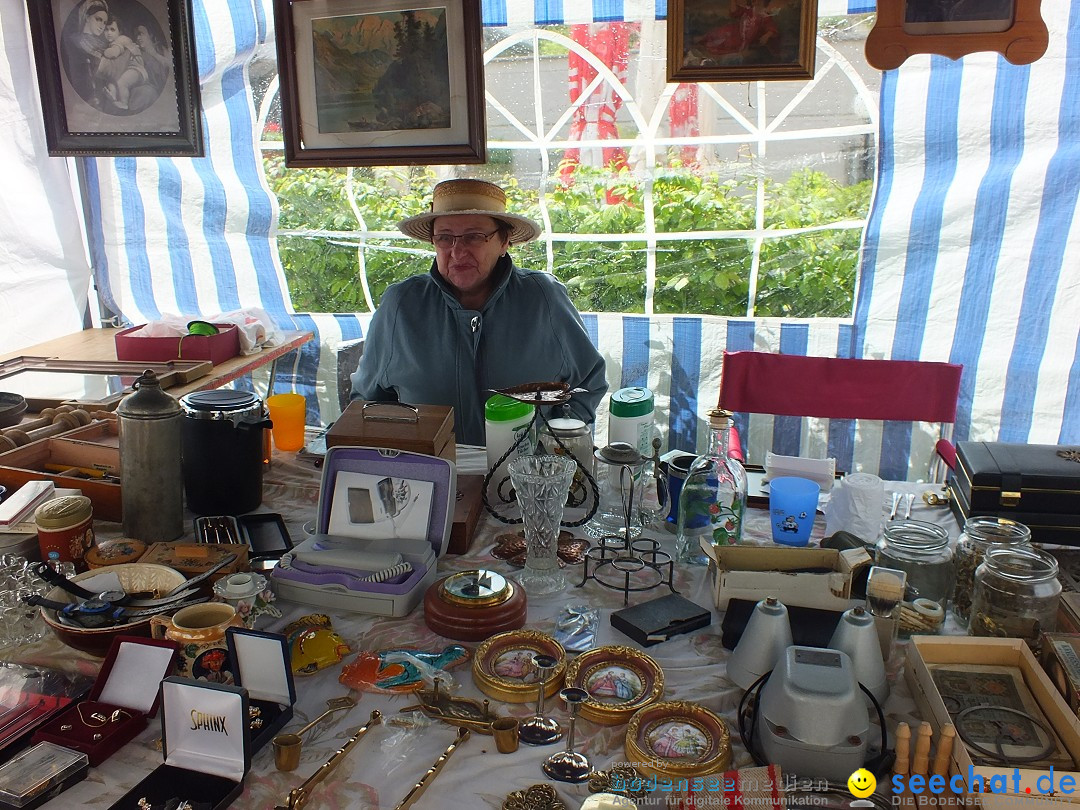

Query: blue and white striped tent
[[1, 0, 1078, 480]]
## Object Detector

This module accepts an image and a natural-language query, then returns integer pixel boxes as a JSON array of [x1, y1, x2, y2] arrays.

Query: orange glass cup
[[265, 393, 307, 452]]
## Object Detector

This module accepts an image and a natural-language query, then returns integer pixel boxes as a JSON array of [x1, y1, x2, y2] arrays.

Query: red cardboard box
[[33, 635, 178, 766], [114, 323, 241, 366]]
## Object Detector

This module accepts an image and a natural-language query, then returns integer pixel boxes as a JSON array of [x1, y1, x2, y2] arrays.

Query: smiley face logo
[[848, 768, 876, 798]]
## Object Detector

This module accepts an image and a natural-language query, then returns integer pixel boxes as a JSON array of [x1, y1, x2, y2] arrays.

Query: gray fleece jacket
[[350, 256, 608, 445]]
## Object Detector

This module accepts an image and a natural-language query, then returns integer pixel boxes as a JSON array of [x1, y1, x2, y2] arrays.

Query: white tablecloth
[[13, 448, 961, 810]]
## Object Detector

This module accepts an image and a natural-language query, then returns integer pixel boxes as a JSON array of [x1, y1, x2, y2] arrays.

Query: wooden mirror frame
[[0, 356, 211, 411], [865, 0, 1047, 71]]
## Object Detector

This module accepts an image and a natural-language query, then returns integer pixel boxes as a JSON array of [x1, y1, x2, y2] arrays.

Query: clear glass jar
[[675, 409, 747, 564], [952, 517, 1031, 628], [970, 546, 1061, 650], [875, 520, 953, 633], [536, 417, 594, 508]]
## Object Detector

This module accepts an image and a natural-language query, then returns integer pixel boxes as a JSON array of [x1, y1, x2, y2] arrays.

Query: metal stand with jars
[[480, 383, 599, 528], [577, 439, 676, 606], [875, 520, 954, 636]]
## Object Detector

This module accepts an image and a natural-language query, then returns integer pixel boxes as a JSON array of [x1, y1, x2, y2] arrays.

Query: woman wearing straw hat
[[351, 179, 607, 445]]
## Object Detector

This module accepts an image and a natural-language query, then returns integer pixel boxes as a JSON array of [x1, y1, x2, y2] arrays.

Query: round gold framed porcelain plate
[[564, 645, 664, 726], [472, 629, 566, 703], [624, 700, 731, 780]]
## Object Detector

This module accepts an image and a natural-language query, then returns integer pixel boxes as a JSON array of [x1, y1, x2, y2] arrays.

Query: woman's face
[[432, 214, 509, 305], [86, 10, 107, 36]]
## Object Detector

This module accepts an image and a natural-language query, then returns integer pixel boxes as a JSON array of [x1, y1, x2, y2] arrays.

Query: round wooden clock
[[423, 569, 527, 642]]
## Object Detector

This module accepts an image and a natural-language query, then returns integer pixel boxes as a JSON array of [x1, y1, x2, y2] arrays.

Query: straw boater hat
[[397, 179, 541, 245]]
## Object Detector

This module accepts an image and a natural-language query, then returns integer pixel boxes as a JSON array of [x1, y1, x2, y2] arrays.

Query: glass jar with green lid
[[952, 516, 1031, 628], [970, 546, 1061, 651], [875, 520, 953, 633]]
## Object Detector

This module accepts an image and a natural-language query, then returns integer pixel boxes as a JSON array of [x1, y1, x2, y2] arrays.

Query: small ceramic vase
[[151, 602, 242, 684]]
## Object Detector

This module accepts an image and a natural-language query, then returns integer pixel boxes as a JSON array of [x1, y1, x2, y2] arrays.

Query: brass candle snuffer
[[392, 727, 471, 810], [272, 695, 358, 772], [275, 709, 382, 810]]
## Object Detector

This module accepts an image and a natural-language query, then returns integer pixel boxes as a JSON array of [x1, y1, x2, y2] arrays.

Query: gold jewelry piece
[[249, 706, 261, 718], [77, 704, 130, 729], [138, 799, 151, 810], [251, 718, 263, 729], [76, 704, 109, 727]]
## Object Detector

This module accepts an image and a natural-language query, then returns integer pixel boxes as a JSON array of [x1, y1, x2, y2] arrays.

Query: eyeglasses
[[432, 230, 501, 249]]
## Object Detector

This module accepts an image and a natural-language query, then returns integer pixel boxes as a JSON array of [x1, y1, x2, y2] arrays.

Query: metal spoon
[[272, 695, 358, 771]]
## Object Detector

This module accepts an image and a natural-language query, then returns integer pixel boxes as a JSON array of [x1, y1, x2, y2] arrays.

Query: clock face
[[441, 569, 510, 605]]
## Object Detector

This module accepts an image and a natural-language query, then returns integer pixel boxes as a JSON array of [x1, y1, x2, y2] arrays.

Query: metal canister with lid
[[35, 495, 94, 571], [117, 369, 183, 541], [179, 390, 272, 515]]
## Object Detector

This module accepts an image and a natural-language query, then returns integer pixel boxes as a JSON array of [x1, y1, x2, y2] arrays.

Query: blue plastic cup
[[769, 476, 820, 546]]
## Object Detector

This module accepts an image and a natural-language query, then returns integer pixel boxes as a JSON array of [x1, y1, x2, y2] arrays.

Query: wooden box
[[448, 473, 485, 555], [326, 400, 455, 463], [0, 430, 121, 522], [905, 635, 1080, 807], [140, 543, 249, 587]]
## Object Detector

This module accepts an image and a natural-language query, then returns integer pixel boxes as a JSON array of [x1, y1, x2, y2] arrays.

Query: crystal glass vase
[[509, 455, 576, 596]]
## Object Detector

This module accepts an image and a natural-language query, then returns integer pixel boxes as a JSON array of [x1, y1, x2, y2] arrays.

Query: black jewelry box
[[107, 677, 249, 810], [950, 441, 1080, 544], [225, 627, 295, 753], [610, 593, 711, 647]]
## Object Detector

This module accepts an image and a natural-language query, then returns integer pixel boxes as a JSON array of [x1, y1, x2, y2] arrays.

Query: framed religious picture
[[26, 0, 203, 157], [273, 0, 486, 167], [666, 0, 819, 83], [865, 0, 1047, 70]]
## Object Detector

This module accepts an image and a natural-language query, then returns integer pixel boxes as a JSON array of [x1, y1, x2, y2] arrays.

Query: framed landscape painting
[[274, 0, 486, 167], [26, 0, 203, 157], [666, 0, 819, 83]]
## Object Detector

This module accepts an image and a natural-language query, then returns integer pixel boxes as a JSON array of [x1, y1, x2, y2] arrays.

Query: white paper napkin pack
[[764, 452, 836, 493]]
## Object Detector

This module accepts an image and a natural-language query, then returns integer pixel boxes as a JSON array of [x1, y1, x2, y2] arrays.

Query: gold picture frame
[[865, 0, 1047, 71], [666, 0, 819, 83]]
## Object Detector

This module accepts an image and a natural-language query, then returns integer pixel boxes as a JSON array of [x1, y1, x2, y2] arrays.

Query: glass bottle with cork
[[675, 409, 747, 564]]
